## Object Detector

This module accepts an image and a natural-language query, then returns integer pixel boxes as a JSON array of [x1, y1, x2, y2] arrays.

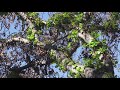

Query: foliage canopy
[[0, 12, 120, 78]]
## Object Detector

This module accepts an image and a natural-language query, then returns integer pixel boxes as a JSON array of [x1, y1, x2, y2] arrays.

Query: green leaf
[[76, 66, 84, 72], [71, 30, 78, 35], [67, 35, 71, 39], [79, 23, 83, 29], [33, 39, 38, 45], [27, 28, 32, 35], [75, 73, 80, 78], [102, 39, 107, 44], [68, 61, 74, 66], [73, 64, 77, 69], [73, 38, 76, 42], [37, 30, 42, 35], [27, 33, 35, 41], [67, 42, 72, 49]]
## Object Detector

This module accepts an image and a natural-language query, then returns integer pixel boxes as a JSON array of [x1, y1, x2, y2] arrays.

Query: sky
[[1, 12, 120, 78]]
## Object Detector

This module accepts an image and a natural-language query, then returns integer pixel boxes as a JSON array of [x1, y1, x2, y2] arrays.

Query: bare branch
[[7, 36, 29, 44], [78, 32, 93, 43], [17, 12, 34, 29]]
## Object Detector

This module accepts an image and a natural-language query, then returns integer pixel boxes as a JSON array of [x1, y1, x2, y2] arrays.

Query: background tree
[[0, 12, 120, 78]]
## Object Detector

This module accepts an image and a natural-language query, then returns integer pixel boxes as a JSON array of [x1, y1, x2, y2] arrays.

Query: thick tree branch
[[78, 32, 93, 43], [78, 31, 114, 78], [7, 36, 29, 44], [17, 12, 34, 29]]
